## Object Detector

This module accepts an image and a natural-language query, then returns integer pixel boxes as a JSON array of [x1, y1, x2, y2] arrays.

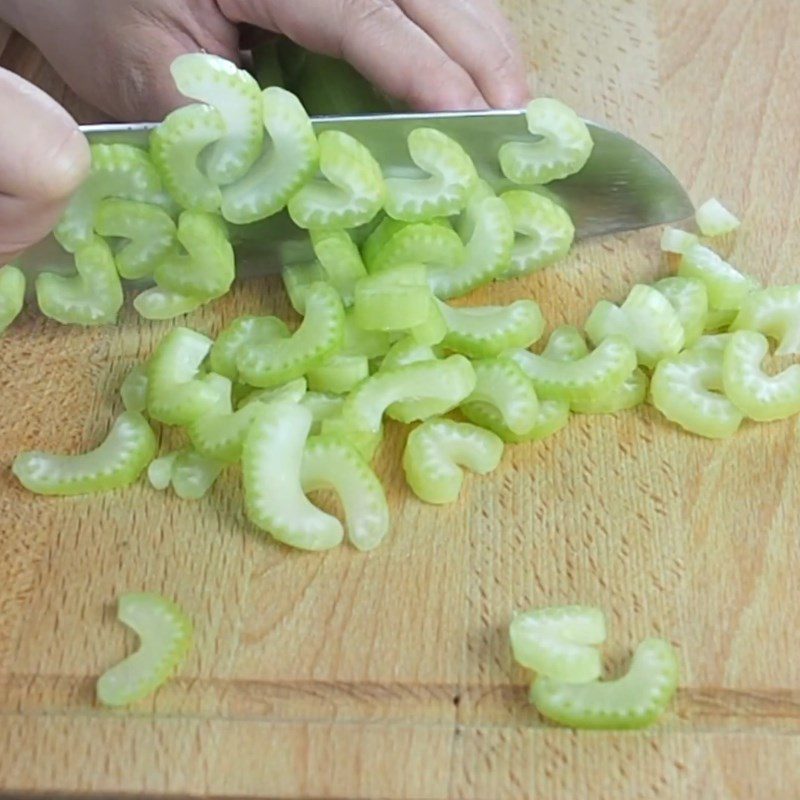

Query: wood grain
[[1, 1, 800, 797]]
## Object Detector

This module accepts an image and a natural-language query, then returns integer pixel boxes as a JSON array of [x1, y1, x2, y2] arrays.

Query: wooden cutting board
[[1, 1, 799, 797]]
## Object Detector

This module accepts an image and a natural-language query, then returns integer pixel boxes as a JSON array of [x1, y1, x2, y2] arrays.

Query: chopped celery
[[660, 227, 698, 255], [731, 286, 800, 355], [363, 218, 464, 275], [147, 452, 180, 491], [571, 368, 647, 414], [695, 198, 740, 237], [306, 353, 369, 394], [237, 377, 308, 409], [409, 298, 448, 346], [704, 307, 737, 333], [282, 261, 326, 315], [210, 316, 289, 381], [301, 391, 346, 433], [341, 310, 394, 358], [188, 402, 269, 463], [379, 337, 437, 372], [678, 243, 759, 310], [320, 415, 384, 461], [541, 325, 589, 362], [353, 265, 432, 331], [652, 276, 708, 347], [170, 449, 225, 499], [133, 287, 206, 320], [120, 363, 149, 413], [310, 228, 367, 304], [461, 397, 570, 443], [0, 265, 25, 335]]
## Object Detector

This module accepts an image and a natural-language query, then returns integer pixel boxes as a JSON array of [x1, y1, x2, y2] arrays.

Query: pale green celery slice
[[353, 265, 432, 331], [0, 265, 25, 334], [650, 345, 743, 438], [379, 337, 437, 372], [384, 128, 478, 222], [171, 449, 225, 499], [55, 143, 164, 253], [652, 276, 708, 347], [678, 242, 759, 310], [498, 190, 574, 278], [541, 325, 589, 361], [510, 605, 606, 683], [403, 417, 503, 504], [222, 86, 318, 224], [282, 261, 326, 314], [571, 368, 648, 414], [363, 218, 464, 274], [301, 391, 346, 433], [722, 330, 800, 421], [306, 353, 369, 394], [499, 98, 594, 185], [320, 415, 384, 461], [237, 377, 308, 410], [242, 402, 344, 550], [171, 53, 262, 185], [133, 288, 206, 321], [121, 363, 149, 413], [410, 297, 448, 346], [731, 286, 800, 355], [310, 228, 366, 304], [13, 411, 156, 496], [461, 397, 569, 443], [530, 637, 678, 730], [342, 310, 394, 358], [189, 402, 268, 463], [210, 315, 289, 381], [695, 198, 740, 237], [94, 199, 177, 280], [691, 333, 733, 354], [508, 336, 637, 403], [96, 592, 192, 708], [147, 327, 232, 426], [151, 105, 225, 212], [704, 307, 737, 333], [301, 435, 390, 550], [148, 451, 180, 491], [660, 227, 698, 255], [584, 285, 685, 368], [287, 130, 385, 230], [36, 236, 123, 326]]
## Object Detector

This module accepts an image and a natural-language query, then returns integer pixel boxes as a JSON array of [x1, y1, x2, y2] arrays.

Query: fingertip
[[46, 128, 91, 200]]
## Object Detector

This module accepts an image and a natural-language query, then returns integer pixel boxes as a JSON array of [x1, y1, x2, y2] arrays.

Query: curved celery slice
[[384, 128, 478, 222], [221, 87, 318, 224], [237, 377, 308, 410], [0, 265, 25, 335], [237, 282, 344, 388], [731, 286, 800, 355], [530, 638, 678, 730], [282, 261, 326, 314], [121, 363, 149, 413], [653, 276, 708, 347], [13, 411, 156, 496], [498, 190, 574, 278], [571, 368, 647, 414], [210, 315, 289, 381], [189, 402, 268, 463], [133, 287, 206, 320], [36, 236, 123, 326], [695, 198, 740, 237], [353, 265, 432, 331], [301, 392, 345, 433], [660, 227, 698, 255], [306, 353, 369, 394], [310, 229, 367, 304], [171, 53, 262, 185], [510, 606, 606, 683], [147, 451, 180, 491], [287, 130, 384, 230], [439, 298, 544, 358], [320, 415, 384, 461], [301, 435, 390, 551], [95, 199, 177, 280], [461, 397, 570, 443], [242, 402, 344, 550], [678, 243, 759, 310], [171, 449, 224, 499], [55, 144, 164, 253], [585, 285, 685, 368], [342, 310, 394, 358], [499, 98, 593, 185], [722, 330, 800, 421], [379, 337, 437, 372], [403, 417, 503, 504], [541, 325, 589, 362], [704, 307, 737, 333], [363, 218, 464, 274], [651, 346, 743, 438], [96, 593, 192, 708]]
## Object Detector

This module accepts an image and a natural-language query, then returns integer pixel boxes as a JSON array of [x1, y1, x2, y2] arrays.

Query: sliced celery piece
[[0, 265, 25, 335], [147, 451, 180, 491], [379, 337, 437, 372], [133, 287, 206, 320], [541, 325, 589, 362], [306, 353, 369, 394], [121, 363, 149, 413], [301, 391, 346, 433], [363, 218, 464, 275], [310, 228, 367, 304], [704, 307, 737, 333], [652, 276, 708, 347], [353, 265, 432, 331], [320, 415, 384, 461], [678, 242, 759, 311], [237, 378, 308, 410], [660, 227, 698, 255], [171, 449, 225, 499], [409, 297, 448, 346], [571, 368, 647, 414], [188, 401, 270, 463], [210, 316, 289, 381], [691, 333, 733, 354], [695, 198, 740, 237], [341, 310, 394, 358], [282, 261, 326, 314], [461, 397, 570, 443], [731, 286, 800, 355]]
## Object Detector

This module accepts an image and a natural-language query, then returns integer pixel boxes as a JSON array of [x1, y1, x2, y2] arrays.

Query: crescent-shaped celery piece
[[96, 593, 192, 708], [319, 416, 384, 462], [133, 287, 207, 320], [353, 265, 432, 331], [0, 265, 25, 335], [242, 402, 344, 550], [341, 310, 394, 358], [529, 637, 679, 730], [287, 130, 385, 230], [383, 128, 478, 222], [237, 378, 308, 410], [309, 229, 367, 304], [695, 198, 740, 237], [147, 451, 180, 491], [301, 392, 346, 433], [660, 227, 699, 255], [541, 324, 589, 361], [221, 87, 319, 224], [499, 98, 594, 185], [121, 363, 149, 413], [188, 399, 268, 464], [210, 315, 290, 381], [306, 354, 369, 394], [461, 397, 570, 443], [731, 286, 800, 355], [170, 449, 225, 499], [282, 261, 326, 315], [379, 337, 437, 372], [653, 276, 709, 347], [678, 242, 759, 311], [13, 411, 156, 496], [362, 218, 465, 275], [36, 236, 123, 326], [403, 417, 503, 504]]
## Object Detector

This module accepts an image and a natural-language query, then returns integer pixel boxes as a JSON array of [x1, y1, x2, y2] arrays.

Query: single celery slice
[[660, 227, 698, 255], [722, 330, 800, 421], [306, 353, 369, 394], [94, 199, 177, 280], [210, 316, 289, 381], [133, 287, 206, 320], [310, 228, 367, 304], [188, 402, 268, 463], [287, 130, 385, 230], [151, 105, 225, 212], [55, 143, 164, 253], [498, 190, 574, 278], [222, 87, 319, 224], [541, 325, 589, 361], [237, 282, 345, 387], [147, 451, 180, 491], [0, 265, 25, 335], [363, 218, 464, 275], [353, 265, 432, 331], [653, 276, 709, 347], [301, 434, 390, 551], [301, 392, 345, 433], [704, 307, 737, 333], [678, 242, 759, 310], [461, 398, 570, 443], [384, 128, 478, 222], [121, 363, 149, 413], [585, 285, 685, 368], [510, 605, 606, 683], [402, 417, 503, 504], [171, 53, 263, 185], [650, 345, 743, 438], [171, 449, 225, 499], [499, 98, 594, 185], [36, 236, 123, 326], [320, 415, 384, 461], [242, 402, 344, 550], [731, 286, 800, 355], [410, 297, 448, 346], [341, 310, 394, 358], [379, 337, 437, 372], [13, 411, 156, 496], [237, 377, 308, 410], [282, 261, 326, 314], [695, 198, 740, 237], [529, 638, 678, 730], [571, 368, 647, 414], [96, 592, 192, 708], [691, 333, 733, 354]]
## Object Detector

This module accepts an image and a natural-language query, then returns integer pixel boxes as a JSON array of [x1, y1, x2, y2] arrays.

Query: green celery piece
[[363, 218, 464, 275], [353, 265, 432, 331], [571, 368, 647, 414], [301, 434, 390, 551], [13, 411, 156, 496], [237, 377, 308, 410], [678, 242, 759, 311], [660, 227, 699, 255], [652, 276, 709, 347], [306, 353, 369, 394], [133, 287, 207, 320], [510, 605, 606, 683], [731, 285, 800, 355], [703, 307, 738, 333], [460, 397, 570, 443], [542, 325, 589, 361], [301, 391, 346, 433], [96, 592, 192, 708], [310, 228, 367, 305], [499, 98, 594, 185], [691, 334, 733, 354], [695, 198, 740, 237], [282, 261, 326, 314], [722, 330, 800, 421], [36, 235, 123, 326], [242, 402, 344, 550], [210, 315, 290, 381], [410, 297, 448, 346], [341, 309, 394, 358], [320, 415, 384, 461], [171, 449, 225, 499], [189, 403, 267, 463], [171, 53, 263, 185], [379, 337, 437, 372], [530, 637, 679, 730], [120, 363, 149, 413], [287, 130, 385, 230], [0, 265, 25, 335], [403, 417, 503, 504], [221, 87, 319, 224], [147, 451, 180, 491]]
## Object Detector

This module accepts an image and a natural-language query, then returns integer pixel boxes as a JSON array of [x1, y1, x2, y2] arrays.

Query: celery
[[306, 354, 369, 394], [210, 316, 289, 381], [461, 398, 570, 443], [133, 287, 206, 320], [120, 363, 149, 413], [660, 227, 698, 255], [170, 449, 225, 499], [363, 218, 464, 275], [731, 286, 800, 355], [678, 243, 759, 311], [695, 198, 740, 237], [282, 261, 326, 315], [353, 265, 432, 331], [0, 265, 25, 335], [652, 276, 708, 347], [541, 325, 589, 361], [310, 229, 367, 304]]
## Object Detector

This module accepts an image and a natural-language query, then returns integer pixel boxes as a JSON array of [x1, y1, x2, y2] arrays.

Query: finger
[[0, 197, 70, 265]]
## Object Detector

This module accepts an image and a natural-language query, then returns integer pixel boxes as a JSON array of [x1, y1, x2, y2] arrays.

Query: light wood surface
[[1, 1, 800, 797]]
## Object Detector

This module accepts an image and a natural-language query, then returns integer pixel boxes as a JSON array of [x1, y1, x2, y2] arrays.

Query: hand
[[0, 67, 89, 264], [3, 0, 529, 121]]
